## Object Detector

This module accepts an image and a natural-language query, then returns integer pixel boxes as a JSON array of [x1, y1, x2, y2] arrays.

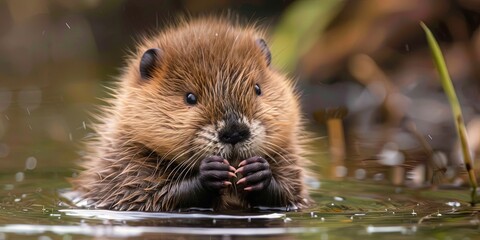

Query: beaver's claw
[[235, 156, 272, 191]]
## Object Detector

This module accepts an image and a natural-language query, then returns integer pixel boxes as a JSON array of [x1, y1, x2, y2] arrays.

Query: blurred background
[[0, 0, 479, 188]]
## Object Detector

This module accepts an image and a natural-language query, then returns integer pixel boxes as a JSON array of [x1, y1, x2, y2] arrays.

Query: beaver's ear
[[255, 39, 271, 67], [139, 48, 163, 80]]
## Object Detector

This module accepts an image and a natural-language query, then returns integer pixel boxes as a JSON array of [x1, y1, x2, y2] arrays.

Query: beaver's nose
[[218, 123, 251, 145]]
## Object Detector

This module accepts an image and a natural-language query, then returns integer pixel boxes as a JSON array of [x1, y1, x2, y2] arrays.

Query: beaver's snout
[[218, 122, 251, 145]]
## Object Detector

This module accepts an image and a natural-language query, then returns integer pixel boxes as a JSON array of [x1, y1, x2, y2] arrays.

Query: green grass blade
[[420, 22, 478, 205]]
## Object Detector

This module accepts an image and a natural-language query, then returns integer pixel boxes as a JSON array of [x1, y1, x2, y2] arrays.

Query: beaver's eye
[[255, 84, 262, 96], [185, 93, 197, 105]]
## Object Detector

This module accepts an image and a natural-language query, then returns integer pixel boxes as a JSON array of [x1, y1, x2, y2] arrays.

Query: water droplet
[[25, 156, 37, 170], [446, 201, 461, 207], [321, 217, 325, 222], [333, 196, 345, 201], [15, 172, 24, 182], [14, 198, 21, 202]]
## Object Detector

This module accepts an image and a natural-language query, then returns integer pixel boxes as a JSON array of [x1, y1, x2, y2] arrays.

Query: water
[[1, 169, 479, 239]]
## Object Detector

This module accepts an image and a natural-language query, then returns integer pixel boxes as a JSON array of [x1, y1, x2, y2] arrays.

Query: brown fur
[[71, 17, 310, 211]]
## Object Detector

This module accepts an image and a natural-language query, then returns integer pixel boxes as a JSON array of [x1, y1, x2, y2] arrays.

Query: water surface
[[1, 170, 478, 239]]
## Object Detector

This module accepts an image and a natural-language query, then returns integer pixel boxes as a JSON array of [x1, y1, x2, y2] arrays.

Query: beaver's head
[[119, 19, 301, 166]]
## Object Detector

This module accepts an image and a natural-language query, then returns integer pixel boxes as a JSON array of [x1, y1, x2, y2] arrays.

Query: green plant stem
[[420, 22, 478, 205]]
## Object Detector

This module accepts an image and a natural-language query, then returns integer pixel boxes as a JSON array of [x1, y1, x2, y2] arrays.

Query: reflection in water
[[0, 224, 318, 238], [60, 209, 286, 221], [0, 171, 479, 239], [366, 225, 416, 234]]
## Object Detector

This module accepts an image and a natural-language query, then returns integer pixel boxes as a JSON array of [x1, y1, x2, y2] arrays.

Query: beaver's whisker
[[259, 148, 279, 165], [179, 145, 211, 186], [175, 144, 209, 180], [165, 143, 211, 181], [149, 144, 184, 180], [262, 142, 293, 164]]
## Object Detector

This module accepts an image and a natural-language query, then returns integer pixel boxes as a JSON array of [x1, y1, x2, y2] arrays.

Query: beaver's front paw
[[236, 156, 272, 191], [198, 156, 236, 192]]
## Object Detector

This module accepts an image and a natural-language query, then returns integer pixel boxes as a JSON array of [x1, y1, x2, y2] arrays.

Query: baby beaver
[[71, 17, 310, 211]]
